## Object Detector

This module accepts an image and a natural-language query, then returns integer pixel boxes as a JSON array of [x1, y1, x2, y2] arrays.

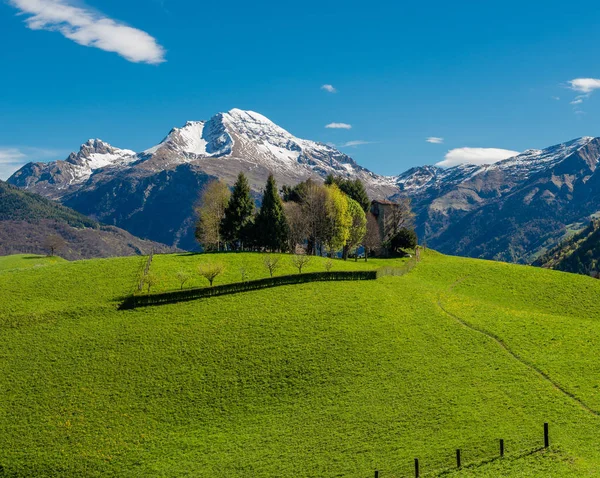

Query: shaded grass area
[[0, 254, 66, 272], [148, 252, 393, 292], [0, 251, 598, 476]]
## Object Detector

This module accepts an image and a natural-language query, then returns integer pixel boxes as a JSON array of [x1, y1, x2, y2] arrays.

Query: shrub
[[199, 262, 225, 287], [263, 254, 281, 278]]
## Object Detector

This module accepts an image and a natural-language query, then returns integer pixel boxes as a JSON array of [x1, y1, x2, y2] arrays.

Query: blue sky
[[1, 0, 600, 179]]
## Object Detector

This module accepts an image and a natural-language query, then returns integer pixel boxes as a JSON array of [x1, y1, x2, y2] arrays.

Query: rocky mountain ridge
[[7, 109, 600, 261]]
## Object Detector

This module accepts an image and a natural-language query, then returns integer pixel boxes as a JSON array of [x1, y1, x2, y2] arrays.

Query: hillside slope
[[0, 251, 599, 476], [533, 219, 600, 275], [0, 180, 173, 259], [401, 137, 600, 263]]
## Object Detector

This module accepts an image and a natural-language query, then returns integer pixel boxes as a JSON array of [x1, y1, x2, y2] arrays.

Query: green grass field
[[0, 251, 599, 477], [0, 254, 66, 272]]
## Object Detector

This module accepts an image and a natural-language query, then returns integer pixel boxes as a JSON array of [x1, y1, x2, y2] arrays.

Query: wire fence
[[373, 423, 550, 477]]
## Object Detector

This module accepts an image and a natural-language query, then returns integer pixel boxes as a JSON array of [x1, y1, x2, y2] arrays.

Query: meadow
[[0, 251, 599, 476]]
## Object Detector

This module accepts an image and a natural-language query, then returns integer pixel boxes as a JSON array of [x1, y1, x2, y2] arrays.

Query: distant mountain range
[[0, 180, 173, 260], [8, 109, 600, 262]]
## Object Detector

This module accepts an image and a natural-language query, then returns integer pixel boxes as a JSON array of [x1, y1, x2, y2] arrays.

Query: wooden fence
[[373, 423, 551, 477]]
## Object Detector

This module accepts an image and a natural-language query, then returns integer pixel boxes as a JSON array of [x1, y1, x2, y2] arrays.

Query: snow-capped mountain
[[8, 109, 397, 248], [392, 136, 597, 196], [399, 136, 600, 263], [9, 139, 137, 197], [7, 109, 600, 261], [10, 109, 395, 200]]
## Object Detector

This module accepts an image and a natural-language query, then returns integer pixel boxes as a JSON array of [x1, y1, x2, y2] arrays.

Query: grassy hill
[[0, 251, 599, 477], [0, 180, 173, 260], [0, 254, 66, 272]]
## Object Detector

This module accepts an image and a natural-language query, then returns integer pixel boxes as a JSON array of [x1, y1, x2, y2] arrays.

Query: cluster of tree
[[195, 173, 289, 252], [195, 172, 416, 259]]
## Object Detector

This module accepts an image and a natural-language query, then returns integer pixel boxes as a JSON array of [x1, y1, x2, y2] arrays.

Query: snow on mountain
[[142, 108, 372, 179], [7, 109, 597, 205], [66, 139, 137, 183], [393, 137, 597, 195]]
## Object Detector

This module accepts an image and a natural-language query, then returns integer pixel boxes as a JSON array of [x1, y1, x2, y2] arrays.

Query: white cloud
[[8, 0, 166, 64], [552, 96, 560, 101], [0, 147, 63, 180], [426, 137, 444, 144], [568, 78, 600, 94], [566, 78, 600, 112], [325, 122, 352, 129], [436, 147, 520, 168], [321, 84, 337, 93], [341, 140, 372, 147]]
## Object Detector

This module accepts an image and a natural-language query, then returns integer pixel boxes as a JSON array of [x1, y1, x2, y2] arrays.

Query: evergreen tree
[[323, 175, 370, 212], [340, 179, 370, 213], [220, 173, 254, 250], [254, 174, 289, 251]]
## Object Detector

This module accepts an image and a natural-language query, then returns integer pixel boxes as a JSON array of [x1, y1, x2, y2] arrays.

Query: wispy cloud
[[566, 78, 600, 112], [341, 140, 373, 147], [426, 137, 444, 144], [436, 147, 519, 168], [325, 122, 352, 129], [568, 78, 600, 94], [321, 84, 337, 93], [551, 96, 560, 101], [0, 147, 64, 180], [8, 0, 166, 64]]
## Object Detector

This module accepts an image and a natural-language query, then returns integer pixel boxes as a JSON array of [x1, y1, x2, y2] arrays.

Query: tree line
[[195, 172, 416, 259]]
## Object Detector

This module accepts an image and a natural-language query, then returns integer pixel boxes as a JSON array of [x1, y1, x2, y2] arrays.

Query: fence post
[[414, 458, 419, 477], [544, 423, 549, 448], [500, 439, 504, 457], [456, 449, 461, 468]]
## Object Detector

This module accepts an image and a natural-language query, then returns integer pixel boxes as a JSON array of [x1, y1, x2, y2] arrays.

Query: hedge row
[[120, 270, 378, 310]]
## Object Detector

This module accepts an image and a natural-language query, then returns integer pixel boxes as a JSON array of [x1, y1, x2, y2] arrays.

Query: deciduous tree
[[291, 248, 311, 273], [343, 198, 367, 260], [43, 234, 66, 257], [195, 180, 230, 251], [325, 175, 370, 212], [176, 270, 192, 290], [198, 262, 225, 287], [300, 180, 329, 255], [324, 185, 351, 256], [383, 198, 415, 242], [263, 254, 281, 277], [283, 201, 308, 252]]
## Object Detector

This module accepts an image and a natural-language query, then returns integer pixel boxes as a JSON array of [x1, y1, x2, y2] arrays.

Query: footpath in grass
[[0, 251, 598, 476]]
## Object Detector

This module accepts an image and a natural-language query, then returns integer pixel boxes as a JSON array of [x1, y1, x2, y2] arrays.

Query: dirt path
[[437, 277, 600, 417]]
